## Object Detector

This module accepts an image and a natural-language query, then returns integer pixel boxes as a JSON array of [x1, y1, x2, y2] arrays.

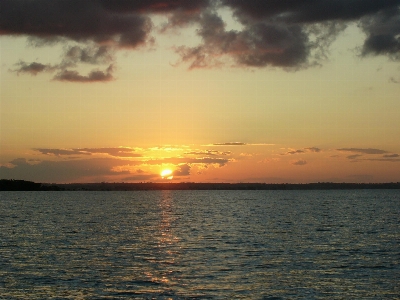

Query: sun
[[160, 169, 173, 179]]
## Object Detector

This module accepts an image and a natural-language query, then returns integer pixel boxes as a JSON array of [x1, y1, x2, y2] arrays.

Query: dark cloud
[[12, 61, 56, 75], [147, 157, 230, 167], [347, 154, 363, 160], [176, 11, 310, 69], [13, 44, 115, 82], [53, 64, 114, 82], [9, 158, 30, 166], [0, 0, 208, 48], [211, 1, 400, 67], [342, 152, 400, 162], [383, 153, 400, 158], [185, 150, 231, 156], [159, 9, 202, 32], [33, 147, 229, 165], [178, 0, 399, 66], [360, 5, 400, 60], [281, 147, 322, 155], [173, 164, 191, 176], [0, 0, 152, 48], [337, 148, 389, 154], [34, 147, 140, 157], [62, 45, 114, 66], [1, 148, 230, 182], [291, 159, 307, 165], [282, 149, 305, 155], [213, 142, 246, 146], [305, 147, 321, 152], [222, 0, 399, 23], [364, 158, 400, 162], [97, 0, 210, 13], [0, 157, 130, 183], [34, 148, 91, 156], [236, 22, 309, 68], [2, 0, 399, 77], [77, 147, 140, 157]]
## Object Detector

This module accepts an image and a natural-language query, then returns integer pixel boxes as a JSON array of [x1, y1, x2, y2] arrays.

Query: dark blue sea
[[0, 190, 399, 299]]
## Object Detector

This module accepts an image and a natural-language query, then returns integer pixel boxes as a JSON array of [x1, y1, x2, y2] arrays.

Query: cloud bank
[[2, 0, 399, 80], [1, 145, 232, 182], [34, 147, 141, 157], [337, 148, 389, 154]]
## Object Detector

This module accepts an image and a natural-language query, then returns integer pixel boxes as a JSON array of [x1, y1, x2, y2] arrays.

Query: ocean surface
[[0, 190, 399, 299]]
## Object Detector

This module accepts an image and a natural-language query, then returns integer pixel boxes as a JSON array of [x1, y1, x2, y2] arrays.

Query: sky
[[1, 0, 400, 184]]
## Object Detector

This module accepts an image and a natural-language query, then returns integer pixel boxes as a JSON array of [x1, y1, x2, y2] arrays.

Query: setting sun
[[160, 169, 173, 180]]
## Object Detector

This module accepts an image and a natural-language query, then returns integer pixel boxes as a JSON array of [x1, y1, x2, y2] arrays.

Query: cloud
[[173, 164, 191, 176], [305, 147, 321, 153], [206, 143, 273, 146], [213, 142, 246, 146], [185, 150, 231, 156], [34, 148, 90, 156], [176, 0, 400, 68], [147, 157, 230, 167], [222, 0, 398, 23], [175, 11, 311, 69], [0, 157, 131, 183], [282, 149, 305, 155], [360, 5, 400, 60], [63, 45, 114, 65], [291, 159, 307, 166], [0, 0, 209, 54], [78, 147, 141, 157], [98, 0, 210, 14], [339, 151, 400, 162], [347, 154, 363, 160], [32, 147, 229, 165], [11, 44, 116, 82], [383, 153, 399, 158], [9, 158, 30, 166], [0, 149, 232, 182], [281, 147, 322, 155], [2, 0, 399, 78], [337, 148, 389, 154], [364, 158, 400, 162], [0, 0, 153, 48], [12, 61, 56, 75], [34, 147, 140, 157], [338, 151, 400, 162], [53, 64, 114, 82]]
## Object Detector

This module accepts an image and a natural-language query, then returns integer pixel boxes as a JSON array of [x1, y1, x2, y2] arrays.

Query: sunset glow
[[160, 169, 173, 180], [1, 1, 399, 184]]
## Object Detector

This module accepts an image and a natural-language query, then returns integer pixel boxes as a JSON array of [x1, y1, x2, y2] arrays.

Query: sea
[[0, 190, 399, 299]]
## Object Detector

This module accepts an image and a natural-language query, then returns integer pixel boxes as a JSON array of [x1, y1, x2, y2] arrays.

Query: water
[[0, 190, 399, 299]]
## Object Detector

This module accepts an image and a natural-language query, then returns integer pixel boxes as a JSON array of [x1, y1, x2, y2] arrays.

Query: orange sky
[[1, 1, 400, 183]]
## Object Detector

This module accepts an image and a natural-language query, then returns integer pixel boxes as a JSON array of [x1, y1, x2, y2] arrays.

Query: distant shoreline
[[1, 179, 400, 191]]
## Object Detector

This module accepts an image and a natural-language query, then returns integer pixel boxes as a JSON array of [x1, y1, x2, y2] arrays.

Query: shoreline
[[1, 179, 400, 191]]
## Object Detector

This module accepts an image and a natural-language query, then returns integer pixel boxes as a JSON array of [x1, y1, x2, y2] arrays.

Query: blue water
[[0, 190, 399, 299]]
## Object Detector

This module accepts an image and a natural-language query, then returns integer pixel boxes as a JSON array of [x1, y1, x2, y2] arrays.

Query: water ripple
[[0, 190, 399, 299]]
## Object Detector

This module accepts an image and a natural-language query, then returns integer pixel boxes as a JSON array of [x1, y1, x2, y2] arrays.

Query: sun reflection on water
[[145, 190, 181, 287]]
